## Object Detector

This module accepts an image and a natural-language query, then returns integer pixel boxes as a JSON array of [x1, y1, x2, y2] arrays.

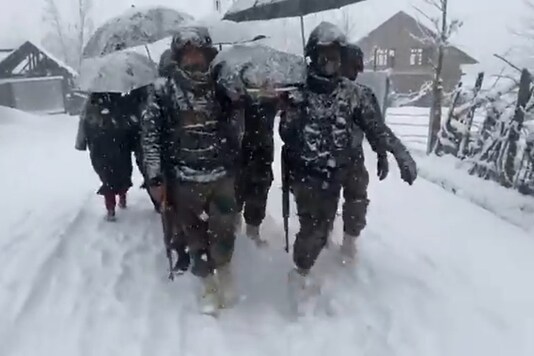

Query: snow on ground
[[1, 106, 534, 356], [387, 106, 534, 232]]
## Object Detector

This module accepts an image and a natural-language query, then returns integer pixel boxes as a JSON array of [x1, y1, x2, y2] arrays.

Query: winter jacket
[[141, 65, 243, 185], [241, 98, 277, 167], [280, 70, 396, 185], [82, 93, 141, 194]]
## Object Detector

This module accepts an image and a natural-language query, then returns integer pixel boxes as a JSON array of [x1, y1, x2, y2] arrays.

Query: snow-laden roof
[[0, 50, 12, 62], [31, 42, 78, 77], [0, 40, 78, 77]]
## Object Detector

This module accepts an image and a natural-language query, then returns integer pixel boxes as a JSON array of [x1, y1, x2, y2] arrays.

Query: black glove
[[377, 153, 389, 181], [394, 150, 418, 185]]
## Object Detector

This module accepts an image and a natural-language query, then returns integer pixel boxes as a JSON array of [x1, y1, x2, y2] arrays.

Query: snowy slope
[[386, 107, 534, 232], [0, 107, 533, 356]]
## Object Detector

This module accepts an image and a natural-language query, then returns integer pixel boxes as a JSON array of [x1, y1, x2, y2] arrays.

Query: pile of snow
[[386, 107, 534, 232], [413, 153, 534, 232]]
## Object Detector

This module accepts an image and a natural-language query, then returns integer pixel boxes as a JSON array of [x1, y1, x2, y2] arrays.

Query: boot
[[173, 244, 191, 274], [216, 263, 238, 309], [234, 214, 243, 233], [340, 233, 358, 264], [198, 274, 220, 316], [325, 228, 334, 249], [105, 209, 116, 222], [288, 267, 321, 316], [118, 192, 127, 209], [246, 224, 267, 247], [104, 194, 116, 222]]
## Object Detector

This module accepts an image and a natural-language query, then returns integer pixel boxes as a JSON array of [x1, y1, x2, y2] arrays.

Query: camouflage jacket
[[280, 72, 401, 182], [351, 83, 408, 159], [141, 66, 243, 185]]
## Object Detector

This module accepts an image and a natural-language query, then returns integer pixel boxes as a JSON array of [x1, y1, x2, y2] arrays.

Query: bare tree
[[76, 0, 94, 68], [43, 0, 94, 71], [412, 0, 462, 154], [337, 8, 356, 40], [43, 0, 69, 64]]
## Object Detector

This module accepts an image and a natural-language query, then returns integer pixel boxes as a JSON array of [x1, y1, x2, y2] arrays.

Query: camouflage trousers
[[171, 176, 238, 278], [235, 164, 273, 227], [291, 180, 340, 271], [291, 159, 369, 271], [339, 158, 370, 237]]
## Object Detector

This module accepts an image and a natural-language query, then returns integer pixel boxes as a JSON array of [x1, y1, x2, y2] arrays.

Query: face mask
[[182, 62, 208, 73], [317, 53, 340, 77]]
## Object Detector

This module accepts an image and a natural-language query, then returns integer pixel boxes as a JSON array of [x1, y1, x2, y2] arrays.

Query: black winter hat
[[305, 22, 348, 60], [171, 26, 218, 62], [343, 43, 364, 72]]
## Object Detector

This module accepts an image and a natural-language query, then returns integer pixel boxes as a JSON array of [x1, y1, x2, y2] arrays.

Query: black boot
[[172, 243, 191, 274]]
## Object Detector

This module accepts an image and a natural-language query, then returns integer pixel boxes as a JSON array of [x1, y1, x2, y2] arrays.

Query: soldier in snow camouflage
[[279, 22, 416, 310], [331, 42, 417, 262], [140, 26, 243, 313]]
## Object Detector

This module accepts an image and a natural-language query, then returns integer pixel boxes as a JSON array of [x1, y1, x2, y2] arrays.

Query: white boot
[[246, 224, 267, 247], [198, 274, 220, 316], [325, 229, 334, 249], [234, 214, 243, 234], [340, 233, 358, 265], [216, 263, 238, 309], [288, 268, 321, 316]]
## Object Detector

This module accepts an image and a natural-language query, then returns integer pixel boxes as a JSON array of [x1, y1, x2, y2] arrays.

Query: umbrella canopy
[[83, 6, 193, 58], [224, 0, 366, 22], [103, 19, 268, 66], [79, 51, 157, 93], [196, 18, 268, 45], [211, 44, 306, 97]]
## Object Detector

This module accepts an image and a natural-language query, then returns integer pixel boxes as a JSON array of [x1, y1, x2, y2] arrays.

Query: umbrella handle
[[299, 16, 306, 55], [145, 45, 154, 64]]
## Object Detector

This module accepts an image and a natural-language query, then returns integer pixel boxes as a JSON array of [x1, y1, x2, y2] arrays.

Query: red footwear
[[118, 193, 127, 209], [104, 193, 116, 220], [105, 209, 116, 222]]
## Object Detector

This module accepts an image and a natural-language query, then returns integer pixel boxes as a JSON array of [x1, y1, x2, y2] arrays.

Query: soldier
[[235, 95, 278, 246], [329, 43, 417, 263], [279, 22, 417, 313], [141, 26, 243, 314]]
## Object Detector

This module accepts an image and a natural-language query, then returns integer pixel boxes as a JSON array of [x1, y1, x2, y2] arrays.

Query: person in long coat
[[77, 92, 139, 221]]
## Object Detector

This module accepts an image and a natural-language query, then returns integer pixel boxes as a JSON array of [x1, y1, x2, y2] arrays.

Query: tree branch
[[494, 53, 522, 72]]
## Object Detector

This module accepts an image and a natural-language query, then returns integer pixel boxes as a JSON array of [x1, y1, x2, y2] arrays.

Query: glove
[[394, 150, 418, 185], [377, 153, 389, 181]]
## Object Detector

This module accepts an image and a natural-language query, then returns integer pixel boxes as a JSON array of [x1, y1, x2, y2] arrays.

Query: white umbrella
[[79, 51, 157, 93], [196, 17, 268, 46], [83, 6, 193, 58]]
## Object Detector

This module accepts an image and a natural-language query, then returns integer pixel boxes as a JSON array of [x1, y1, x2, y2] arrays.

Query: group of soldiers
[[80, 21, 417, 316]]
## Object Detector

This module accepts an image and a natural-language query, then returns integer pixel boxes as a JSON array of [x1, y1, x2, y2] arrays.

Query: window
[[388, 49, 396, 68], [410, 48, 423, 66], [375, 48, 396, 68]]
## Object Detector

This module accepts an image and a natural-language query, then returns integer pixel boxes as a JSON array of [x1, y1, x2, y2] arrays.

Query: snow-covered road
[[1, 108, 533, 356]]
